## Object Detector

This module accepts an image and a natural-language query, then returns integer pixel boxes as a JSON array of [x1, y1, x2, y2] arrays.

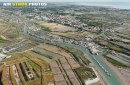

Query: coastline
[[101, 56, 128, 85], [85, 67, 100, 85], [73, 2, 130, 10]]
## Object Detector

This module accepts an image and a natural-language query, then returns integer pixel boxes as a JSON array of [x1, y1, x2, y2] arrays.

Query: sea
[[73, 2, 130, 10], [0, 2, 130, 10]]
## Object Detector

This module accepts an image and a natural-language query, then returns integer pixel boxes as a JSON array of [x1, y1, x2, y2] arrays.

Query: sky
[[1, 0, 130, 2]]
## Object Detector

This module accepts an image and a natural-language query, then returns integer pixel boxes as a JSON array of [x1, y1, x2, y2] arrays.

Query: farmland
[[34, 21, 77, 32], [0, 37, 9, 43], [0, 52, 53, 85], [0, 17, 22, 41]]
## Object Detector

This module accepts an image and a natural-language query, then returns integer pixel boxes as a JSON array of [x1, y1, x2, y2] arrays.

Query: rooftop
[[0, 53, 6, 60], [0, 53, 6, 58]]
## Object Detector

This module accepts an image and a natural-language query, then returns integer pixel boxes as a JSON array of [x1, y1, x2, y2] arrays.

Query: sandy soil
[[94, 68, 108, 85], [0, 35, 7, 39], [102, 56, 128, 85], [39, 21, 77, 32], [51, 31, 87, 37]]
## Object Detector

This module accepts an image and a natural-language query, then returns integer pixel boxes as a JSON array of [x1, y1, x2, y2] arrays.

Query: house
[[88, 43, 101, 55], [110, 50, 116, 55], [0, 53, 6, 61]]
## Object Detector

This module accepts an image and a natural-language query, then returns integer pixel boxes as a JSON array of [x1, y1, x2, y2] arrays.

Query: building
[[0, 53, 6, 61], [88, 43, 101, 55]]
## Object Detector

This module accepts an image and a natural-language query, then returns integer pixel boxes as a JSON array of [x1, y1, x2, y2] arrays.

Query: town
[[0, 2, 130, 85]]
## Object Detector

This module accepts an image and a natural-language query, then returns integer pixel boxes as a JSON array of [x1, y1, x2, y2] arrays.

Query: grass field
[[28, 60, 40, 71], [103, 54, 128, 67], [60, 46, 90, 64], [121, 30, 130, 35], [0, 17, 22, 40], [75, 67, 97, 85], [39, 43, 90, 65], [1, 52, 53, 85], [35, 21, 77, 32], [51, 31, 88, 40], [31, 50, 53, 59], [0, 36, 9, 43]]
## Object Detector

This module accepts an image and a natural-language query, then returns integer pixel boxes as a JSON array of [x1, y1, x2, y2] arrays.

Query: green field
[[0, 37, 9, 43], [32, 50, 53, 59], [34, 22, 51, 32], [0, 17, 22, 40], [121, 30, 130, 35], [28, 60, 40, 70], [75, 67, 97, 85], [103, 54, 128, 67], [59, 46, 90, 64]]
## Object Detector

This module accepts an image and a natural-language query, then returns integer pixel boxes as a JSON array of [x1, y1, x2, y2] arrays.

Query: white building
[[88, 43, 101, 55], [0, 53, 7, 61]]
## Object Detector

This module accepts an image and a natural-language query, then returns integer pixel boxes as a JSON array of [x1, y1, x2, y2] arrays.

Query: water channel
[[24, 25, 122, 85]]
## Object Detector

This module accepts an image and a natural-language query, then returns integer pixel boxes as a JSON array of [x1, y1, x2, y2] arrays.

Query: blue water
[[74, 2, 130, 9], [24, 26, 122, 85]]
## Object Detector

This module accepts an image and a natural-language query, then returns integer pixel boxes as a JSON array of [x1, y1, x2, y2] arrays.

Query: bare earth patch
[[38, 21, 77, 32]]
